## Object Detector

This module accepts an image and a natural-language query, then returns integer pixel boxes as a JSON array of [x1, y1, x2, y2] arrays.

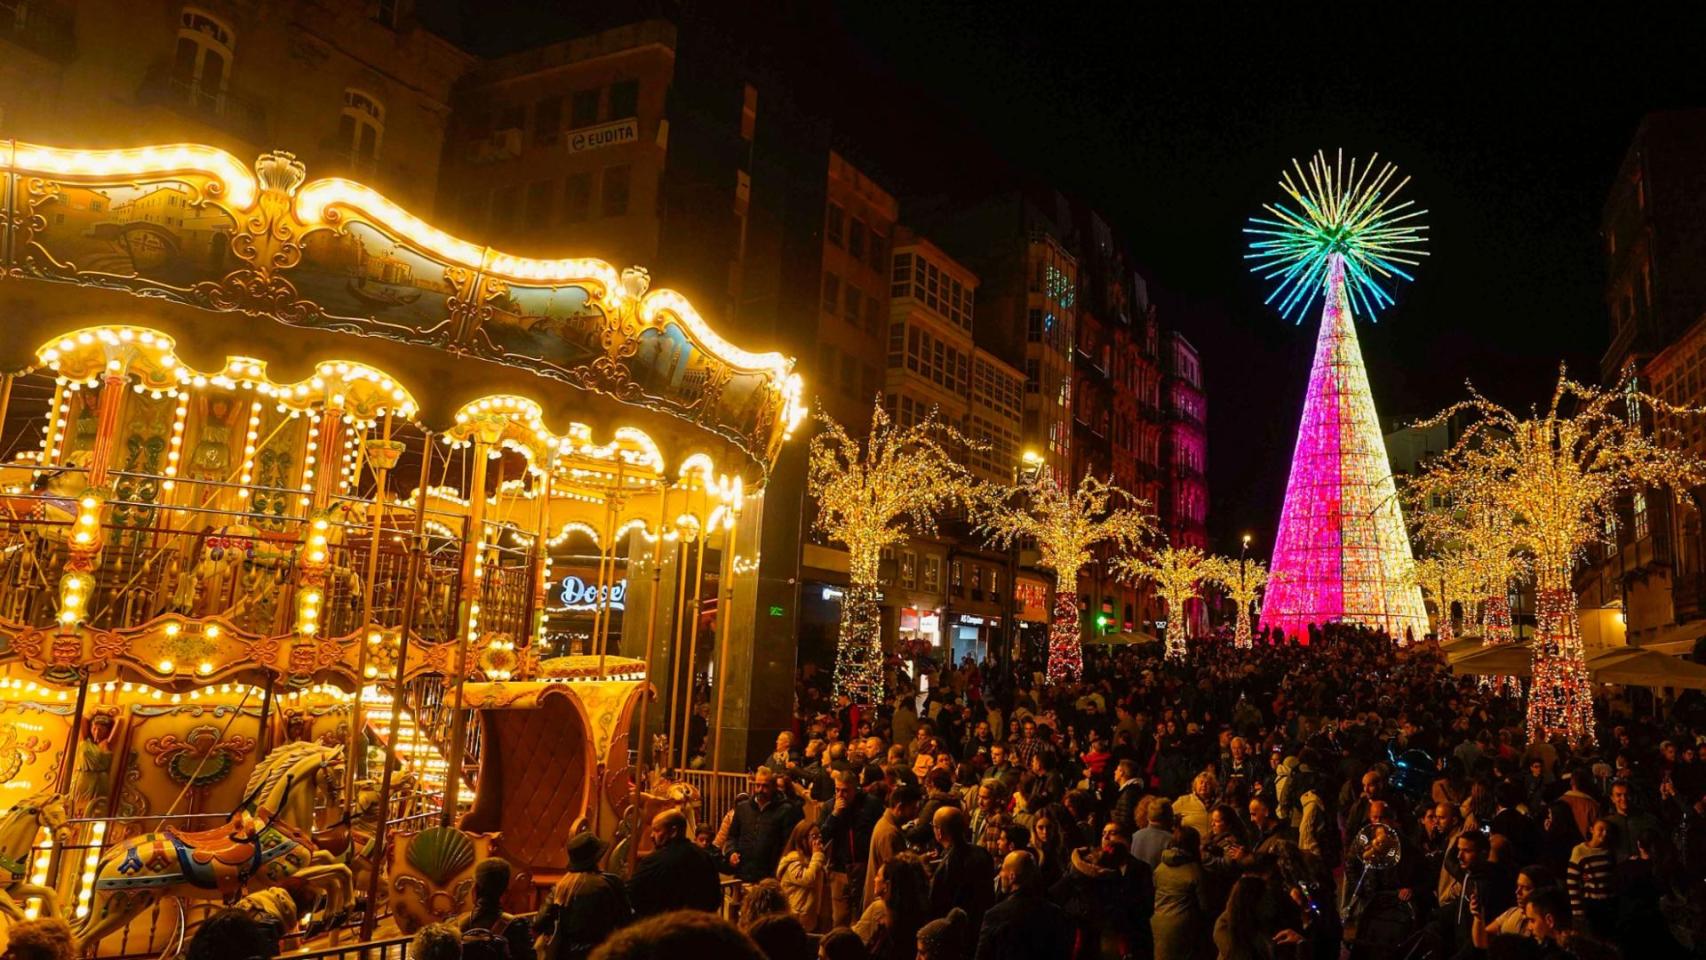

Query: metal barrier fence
[[677, 769, 749, 834]]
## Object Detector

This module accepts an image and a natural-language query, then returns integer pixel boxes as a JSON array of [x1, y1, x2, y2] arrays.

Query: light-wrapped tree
[[1118, 545, 1228, 661], [979, 469, 1156, 681], [1418, 370, 1706, 745], [1219, 558, 1272, 649], [809, 401, 980, 705]]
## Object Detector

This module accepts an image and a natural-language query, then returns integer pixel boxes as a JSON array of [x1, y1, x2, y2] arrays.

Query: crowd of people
[[9, 626, 1699, 960]]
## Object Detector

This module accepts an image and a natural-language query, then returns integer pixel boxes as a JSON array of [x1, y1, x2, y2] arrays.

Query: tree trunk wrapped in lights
[[1406, 481, 1528, 694], [1119, 545, 1228, 661], [1414, 370, 1706, 746], [1220, 558, 1270, 649], [1409, 552, 1478, 643], [979, 470, 1156, 682], [809, 401, 980, 706]]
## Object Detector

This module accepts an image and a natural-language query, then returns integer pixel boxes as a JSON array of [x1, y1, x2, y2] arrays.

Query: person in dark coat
[[725, 766, 805, 882], [1049, 822, 1155, 960], [928, 807, 995, 935], [975, 852, 1074, 960], [629, 809, 722, 917], [1110, 760, 1145, 834], [536, 834, 631, 960], [1488, 780, 1542, 868], [819, 768, 885, 927]]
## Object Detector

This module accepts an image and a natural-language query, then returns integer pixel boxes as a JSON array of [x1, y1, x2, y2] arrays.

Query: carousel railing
[[0, 467, 546, 657]]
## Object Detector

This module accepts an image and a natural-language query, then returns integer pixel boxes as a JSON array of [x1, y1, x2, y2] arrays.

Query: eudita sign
[[567, 119, 639, 154], [561, 576, 626, 610]]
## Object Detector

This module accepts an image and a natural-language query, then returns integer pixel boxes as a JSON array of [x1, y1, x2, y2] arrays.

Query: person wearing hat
[[536, 833, 631, 960]]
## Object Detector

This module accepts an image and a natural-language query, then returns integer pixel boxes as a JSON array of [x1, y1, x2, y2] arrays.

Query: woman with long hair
[[1539, 800, 1582, 876], [852, 853, 930, 960], [776, 820, 830, 933], [1032, 811, 1068, 888]]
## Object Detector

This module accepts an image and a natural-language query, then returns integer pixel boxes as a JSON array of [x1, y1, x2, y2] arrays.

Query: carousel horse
[[0, 790, 72, 921], [313, 772, 415, 901], [72, 741, 353, 949]]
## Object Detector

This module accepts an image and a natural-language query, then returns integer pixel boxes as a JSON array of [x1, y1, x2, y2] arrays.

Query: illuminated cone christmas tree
[[1247, 152, 1428, 641]]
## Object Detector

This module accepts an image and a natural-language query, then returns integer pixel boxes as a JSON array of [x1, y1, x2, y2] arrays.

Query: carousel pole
[[346, 412, 394, 851], [664, 508, 694, 771], [595, 461, 625, 678], [256, 671, 276, 753], [677, 491, 709, 770], [0, 373, 13, 441], [361, 428, 431, 941], [526, 467, 554, 659], [441, 434, 497, 826], [626, 487, 670, 874], [55, 668, 92, 793], [710, 509, 738, 772]]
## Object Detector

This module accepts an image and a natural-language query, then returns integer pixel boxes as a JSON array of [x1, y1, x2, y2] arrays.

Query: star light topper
[[1245, 149, 1428, 323]]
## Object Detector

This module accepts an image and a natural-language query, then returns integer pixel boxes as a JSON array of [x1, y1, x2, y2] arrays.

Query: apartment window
[[923, 556, 940, 592], [570, 89, 600, 129], [826, 203, 844, 247], [870, 231, 887, 272], [1634, 490, 1650, 541], [891, 252, 911, 298], [525, 180, 553, 229], [1025, 359, 1040, 394], [600, 165, 630, 217], [534, 95, 563, 145], [173, 8, 235, 106], [1028, 309, 1042, 342], [889, 322, 905, 364], [822, 273, 840, 314], [900, 551, 916, 589], [865, 297, 882, 336], [563, 173, 591, 223], [336, 89, 384, 166], [951, 560, 963, 596], [843, 285, 863, 326], [607, 79, 639, 120], [849, 218, 867, 260]]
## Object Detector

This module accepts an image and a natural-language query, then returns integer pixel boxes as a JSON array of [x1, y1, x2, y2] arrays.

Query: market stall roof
[[1449, 642, 1533, 677], [1089, 631, 1163, 646], [1584, 646, 1706, 691]]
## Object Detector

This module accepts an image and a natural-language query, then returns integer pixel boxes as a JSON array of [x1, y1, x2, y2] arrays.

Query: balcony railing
[[136, 62, 268, 144], [0, 0, 75, 62]]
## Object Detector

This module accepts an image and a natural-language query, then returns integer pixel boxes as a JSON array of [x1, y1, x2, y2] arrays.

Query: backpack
[[459, 915, 512, 960]]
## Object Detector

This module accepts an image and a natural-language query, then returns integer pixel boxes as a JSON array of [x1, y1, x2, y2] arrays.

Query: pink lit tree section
[[1248, 152, 1429, 641]]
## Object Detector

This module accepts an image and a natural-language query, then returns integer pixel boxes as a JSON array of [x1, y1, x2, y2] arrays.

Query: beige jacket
[[777, 849, 830, 932]]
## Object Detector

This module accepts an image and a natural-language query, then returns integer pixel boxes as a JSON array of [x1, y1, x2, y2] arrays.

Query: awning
[[1440, 635, 1488, 662], [1449, 642, 1533, 677], [1090, 630, 1162, 646], [1584, 646, 1706, 691], [1631, 620, 1706, 656]]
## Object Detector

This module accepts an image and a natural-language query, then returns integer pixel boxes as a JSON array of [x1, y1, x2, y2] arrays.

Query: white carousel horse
[[72, 741, 353, 949]]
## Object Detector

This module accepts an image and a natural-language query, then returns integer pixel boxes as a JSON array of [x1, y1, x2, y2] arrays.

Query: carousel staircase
[[359, 683, 476, 810]]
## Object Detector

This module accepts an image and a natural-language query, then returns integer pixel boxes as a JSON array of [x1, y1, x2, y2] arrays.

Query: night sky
[[447, 3, 1706, 552]]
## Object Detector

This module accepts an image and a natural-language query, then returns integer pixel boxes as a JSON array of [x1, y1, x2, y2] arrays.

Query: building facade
[[0, 0, 473, 213], [1581, 109, 1706, 650]]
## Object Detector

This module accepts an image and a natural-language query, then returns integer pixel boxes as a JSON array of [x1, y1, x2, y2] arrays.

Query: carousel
[[0, 140, 803, 955]]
